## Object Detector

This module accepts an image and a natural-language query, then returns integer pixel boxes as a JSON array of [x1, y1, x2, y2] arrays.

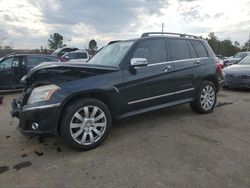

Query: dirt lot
[[0, 89, 250, 188]]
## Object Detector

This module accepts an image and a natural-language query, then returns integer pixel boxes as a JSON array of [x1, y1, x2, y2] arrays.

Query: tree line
[[46, 33, 98, 55], [206, 32, 250, 57]]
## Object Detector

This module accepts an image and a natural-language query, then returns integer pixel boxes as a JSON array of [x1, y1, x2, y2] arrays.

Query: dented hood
[[25, 62, 119, 86]]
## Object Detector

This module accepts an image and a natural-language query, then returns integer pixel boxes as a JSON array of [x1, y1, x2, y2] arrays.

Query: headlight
[[28, 84, 60, 104]]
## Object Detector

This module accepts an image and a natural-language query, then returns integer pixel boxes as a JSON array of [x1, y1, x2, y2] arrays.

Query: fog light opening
[[31, 122, 39, 130]]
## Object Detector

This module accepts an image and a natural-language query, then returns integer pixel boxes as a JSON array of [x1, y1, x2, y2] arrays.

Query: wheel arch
[[56, 90, 114, 133], [202, 75, 219, 92]]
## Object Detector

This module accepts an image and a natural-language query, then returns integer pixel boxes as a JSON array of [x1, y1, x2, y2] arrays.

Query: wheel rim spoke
[[72, 129, 83, 139], [70, 123, 82, 128], [80, 131, 87, 144], [84, 107, 89, 118], [90, 107, 98, 118], [95, 112, 105, 122], [92, 128, 103, 137], [89, 131, 95, 144], [74, 112, 85, 122], [94, 122, 106, 127]]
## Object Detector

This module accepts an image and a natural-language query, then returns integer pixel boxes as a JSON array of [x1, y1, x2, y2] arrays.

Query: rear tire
[[60, 98, 112, 150], [190, 81, 217, 114]]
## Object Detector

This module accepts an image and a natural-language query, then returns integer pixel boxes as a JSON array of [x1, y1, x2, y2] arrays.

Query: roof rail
[[108, 40, 122, 45], [141, 32, 200, 39]]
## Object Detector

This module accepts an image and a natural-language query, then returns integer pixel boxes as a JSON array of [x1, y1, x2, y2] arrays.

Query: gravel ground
[[0, 88, 250, 188]]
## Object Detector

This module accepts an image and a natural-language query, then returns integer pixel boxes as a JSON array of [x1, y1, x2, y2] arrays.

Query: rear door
[[123, 38, 175, 111], [167, 38, 198, 99]]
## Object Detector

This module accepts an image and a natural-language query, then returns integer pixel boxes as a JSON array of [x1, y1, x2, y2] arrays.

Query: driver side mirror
[[130, 58, 148, 68]]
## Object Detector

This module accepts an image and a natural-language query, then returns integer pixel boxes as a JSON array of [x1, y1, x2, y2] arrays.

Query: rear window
[[191, 40, 208, 57], [168, 39, 191, 61]]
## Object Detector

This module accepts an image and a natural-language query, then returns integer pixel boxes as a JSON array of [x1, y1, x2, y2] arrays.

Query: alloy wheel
[[200, 85, 215, 111], [70, 105, 107, 145]]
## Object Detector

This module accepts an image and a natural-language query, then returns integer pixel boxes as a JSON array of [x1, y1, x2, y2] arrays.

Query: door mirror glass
[[130, 58, 148, 68]]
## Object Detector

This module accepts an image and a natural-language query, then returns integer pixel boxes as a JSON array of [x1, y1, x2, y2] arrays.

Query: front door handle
[[162, 65, 172, 72], [194, 60, 201, 66]]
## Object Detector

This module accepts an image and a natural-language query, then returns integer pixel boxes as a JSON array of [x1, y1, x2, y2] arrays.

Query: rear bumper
[[11, 99, 61, 135]]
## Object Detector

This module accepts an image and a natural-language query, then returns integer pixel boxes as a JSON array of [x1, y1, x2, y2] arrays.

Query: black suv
[[0, 54, 59, 90], [12, 32, 223, 150]]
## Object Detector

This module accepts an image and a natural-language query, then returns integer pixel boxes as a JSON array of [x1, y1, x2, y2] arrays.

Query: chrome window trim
[[23, 103, 61, 112], [148, 57, 209, 67], [128, 88, 195, 105]]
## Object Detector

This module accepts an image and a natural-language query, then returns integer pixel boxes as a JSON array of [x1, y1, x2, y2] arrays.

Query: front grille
[[226, 74, 250, 79]]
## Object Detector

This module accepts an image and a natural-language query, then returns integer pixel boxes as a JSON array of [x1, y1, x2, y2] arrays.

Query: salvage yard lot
[[0, 89, 250, 188]]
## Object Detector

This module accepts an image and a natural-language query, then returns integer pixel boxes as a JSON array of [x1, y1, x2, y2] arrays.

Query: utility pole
[[161, 23, 164, 34]]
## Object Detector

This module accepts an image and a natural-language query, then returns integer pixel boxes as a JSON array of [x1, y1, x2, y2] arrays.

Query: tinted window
[[0, 57, 13, 69], [26, 56, 45, 68], [168, 39, 191, 60], [44, 57, 58, 62], [191, 40, 208, 57], [67, 53, 76, 60], [187, 41, 198, 58], [76, 52, 88, 59], [133, 39, 167, 64]]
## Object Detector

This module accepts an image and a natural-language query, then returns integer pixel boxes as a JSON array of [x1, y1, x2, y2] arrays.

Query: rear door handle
[[162, 65, 172, 72], [194, 60, 201, 66]]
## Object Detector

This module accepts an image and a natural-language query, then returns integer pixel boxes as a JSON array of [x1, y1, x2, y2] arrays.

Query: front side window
[[169, 39, 191, 61], [88, 41, 133, 67], [0, 57, 13, 69], [191, 40, 208, 58], [133, 38, 167, 64]]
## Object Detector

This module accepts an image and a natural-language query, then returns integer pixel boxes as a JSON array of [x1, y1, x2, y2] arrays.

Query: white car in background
[[224, 51, 250, 67], [61, 50, 90, 63]]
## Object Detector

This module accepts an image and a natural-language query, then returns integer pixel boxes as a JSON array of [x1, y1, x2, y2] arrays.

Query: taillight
[[216, 60, 223, 76]]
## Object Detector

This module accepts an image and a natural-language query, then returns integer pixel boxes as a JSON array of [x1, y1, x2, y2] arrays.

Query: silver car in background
[[223, 55, 250, 88], [224, 51, 250, 67]]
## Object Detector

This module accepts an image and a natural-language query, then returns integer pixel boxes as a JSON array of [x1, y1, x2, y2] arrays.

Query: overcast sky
[[0, 0, 250, 49]]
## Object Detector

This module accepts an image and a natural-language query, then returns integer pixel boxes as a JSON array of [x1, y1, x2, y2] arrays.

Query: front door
[[0, 56, 16, 89], [123, 38, 175, 112]]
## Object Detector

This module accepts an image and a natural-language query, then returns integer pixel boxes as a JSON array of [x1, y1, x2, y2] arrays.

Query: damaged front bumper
[[11, 98, 61, 135]]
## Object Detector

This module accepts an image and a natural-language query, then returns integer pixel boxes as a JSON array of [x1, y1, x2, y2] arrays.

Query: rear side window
[[44, 57, 58, 62], [26, 56, 45, 68], [187, 41, 198, 58], [168, 39, 191, 61], [133, 38, 167, 64], [191, 40, 208, 57], [76, 52, 88, 59]]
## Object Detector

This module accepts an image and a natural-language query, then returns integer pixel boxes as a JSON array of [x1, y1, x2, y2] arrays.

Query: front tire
[[190, 81, 217, 114], [60, 98, 112, 150]]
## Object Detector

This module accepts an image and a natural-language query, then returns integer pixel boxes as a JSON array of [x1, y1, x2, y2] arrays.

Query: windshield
[[88, 41, 133, 67], [233, 52, 247, 59], [52, 48, 62, 55], [238, 55, 250, 65]]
